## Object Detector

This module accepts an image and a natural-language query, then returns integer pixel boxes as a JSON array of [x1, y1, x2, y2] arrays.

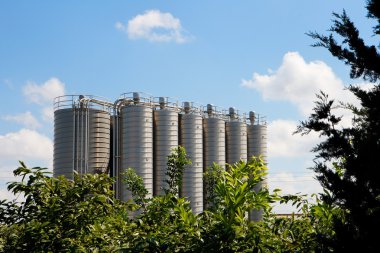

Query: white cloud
[[0, 188, 17, 201], [22, 77, 65, 125], [269, 172, 322, 195], [241, 52, 378, 213], [0, 166, 19, 182], [242, 52, 357, 116], [41, 107, 54, 122], [269, 172, 322, 213], [0, 129, 53, 162], [23, 77, 65, 105], [116, 10, 191, 43], [268, 119, 320, 158], [0, 78, 62, 200], [0, 129, 53, 200], [2, 111, 41, 129]]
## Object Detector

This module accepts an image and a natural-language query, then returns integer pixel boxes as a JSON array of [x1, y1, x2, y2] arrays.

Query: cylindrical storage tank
[[154, 98, 179, 195], [203, 104, 226, 210], [203, 105, 226, 169], [54, 108, 78, 179], [119, 102, 153, 202], [87, 109, 111, 174], [225, 108, 247, 164], [247, 111, 268, 222], [53, 96, 111, 179], [203, 117, 225, 167], [226, 121, 247, 164], [247, 126, 267, 163], [180, 102, 203, 214]]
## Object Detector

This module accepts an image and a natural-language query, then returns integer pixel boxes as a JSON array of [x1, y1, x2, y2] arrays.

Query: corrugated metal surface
[[53, 94, 269, 220], [154, 109, 179, 195], [203, 117, 226, 168], [247, 124, 267, 163], [226, 121, 247, 164], [180, 113, 203, 214], [53, 108, 111, 179], [247, 123, 268, 222], [120, 104, 153, 201]]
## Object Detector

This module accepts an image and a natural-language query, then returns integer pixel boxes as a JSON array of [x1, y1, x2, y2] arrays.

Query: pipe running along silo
[[225, 107, 247, 164], [247, 111, 268, 221], [180, 102, 203, 214], [53, 95, 112, 179], [119, 92, 154, 201], [153, 97, 179, 195], [203, 104, 226, 169]]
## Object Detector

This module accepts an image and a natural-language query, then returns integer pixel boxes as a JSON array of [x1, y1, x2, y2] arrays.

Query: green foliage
[[307, 2, 380, 82], [164, 146, 192, 196], [124, 167, 149, 208], [204, 162, 223, 210], [201, 158, 274, 252], [302, 0, 380, 250], [0, 153, 328, 252], [0, 162, 129, 252]]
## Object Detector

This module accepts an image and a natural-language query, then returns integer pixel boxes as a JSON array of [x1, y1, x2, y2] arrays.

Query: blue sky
[[0, 1, 374, 212]]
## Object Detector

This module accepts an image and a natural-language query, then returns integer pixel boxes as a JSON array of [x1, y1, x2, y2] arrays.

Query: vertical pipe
[[76, 107, 80, 175], [85, 102, 89, 174], [72, 105, 76, 178], [112, 110, 118, 198]]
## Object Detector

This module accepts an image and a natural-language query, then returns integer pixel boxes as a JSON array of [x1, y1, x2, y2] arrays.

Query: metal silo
[[247, 111, 267, 163], [119, 92, 154, 202], [203, 104, 226, 169], [180, 102, 203, 214], [53, 95, 112, 179], [225, 107, 247, 164], [247, 111, 268, 222], [153, 97, 179, 195]]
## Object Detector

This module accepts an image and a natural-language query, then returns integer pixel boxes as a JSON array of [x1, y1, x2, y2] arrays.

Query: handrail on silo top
[[247, 111, 267, 125], [226, 107, 246, 123], [152, 96, 181, 112], [202, 104, 228, 120], [54, 95, 113, 113], [119, 92, 153, 107], [180, 101, 203, 115]]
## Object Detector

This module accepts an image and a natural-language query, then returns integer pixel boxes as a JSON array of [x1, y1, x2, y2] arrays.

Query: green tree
[[201, 157, 328, 252], [0, 162, 129, 252], [124, 156, 321, 252], [1, 152, 326, 252], [298, 1, 380, 251], [203, 162, 223, 210], [164, 146, 192, 196], [201, 158, 273, 252], [121, 147, 201, 252]]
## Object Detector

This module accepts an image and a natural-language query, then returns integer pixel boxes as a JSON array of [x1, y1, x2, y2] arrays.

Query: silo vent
[[133, 92, 140, 104], [207, 104, 213, 115], [183, 102, 191, 113], [249, 111, 256, 124], [159, 97, 166, 109], [229, 107, 237, 119]]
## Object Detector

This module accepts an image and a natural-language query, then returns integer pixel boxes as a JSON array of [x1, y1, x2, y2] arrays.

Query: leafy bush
[[0, 151, 331, 252]]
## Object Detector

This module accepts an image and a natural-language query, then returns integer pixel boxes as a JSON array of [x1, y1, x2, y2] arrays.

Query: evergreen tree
[[298, 1, 380, 251]]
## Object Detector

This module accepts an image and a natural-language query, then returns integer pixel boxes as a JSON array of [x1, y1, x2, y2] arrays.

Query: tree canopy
[[0, 154, 332, 252], [297, 0, 380, 251]]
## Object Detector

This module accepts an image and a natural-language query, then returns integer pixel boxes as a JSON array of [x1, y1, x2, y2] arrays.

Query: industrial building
[[53, 92, 267, 219]]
